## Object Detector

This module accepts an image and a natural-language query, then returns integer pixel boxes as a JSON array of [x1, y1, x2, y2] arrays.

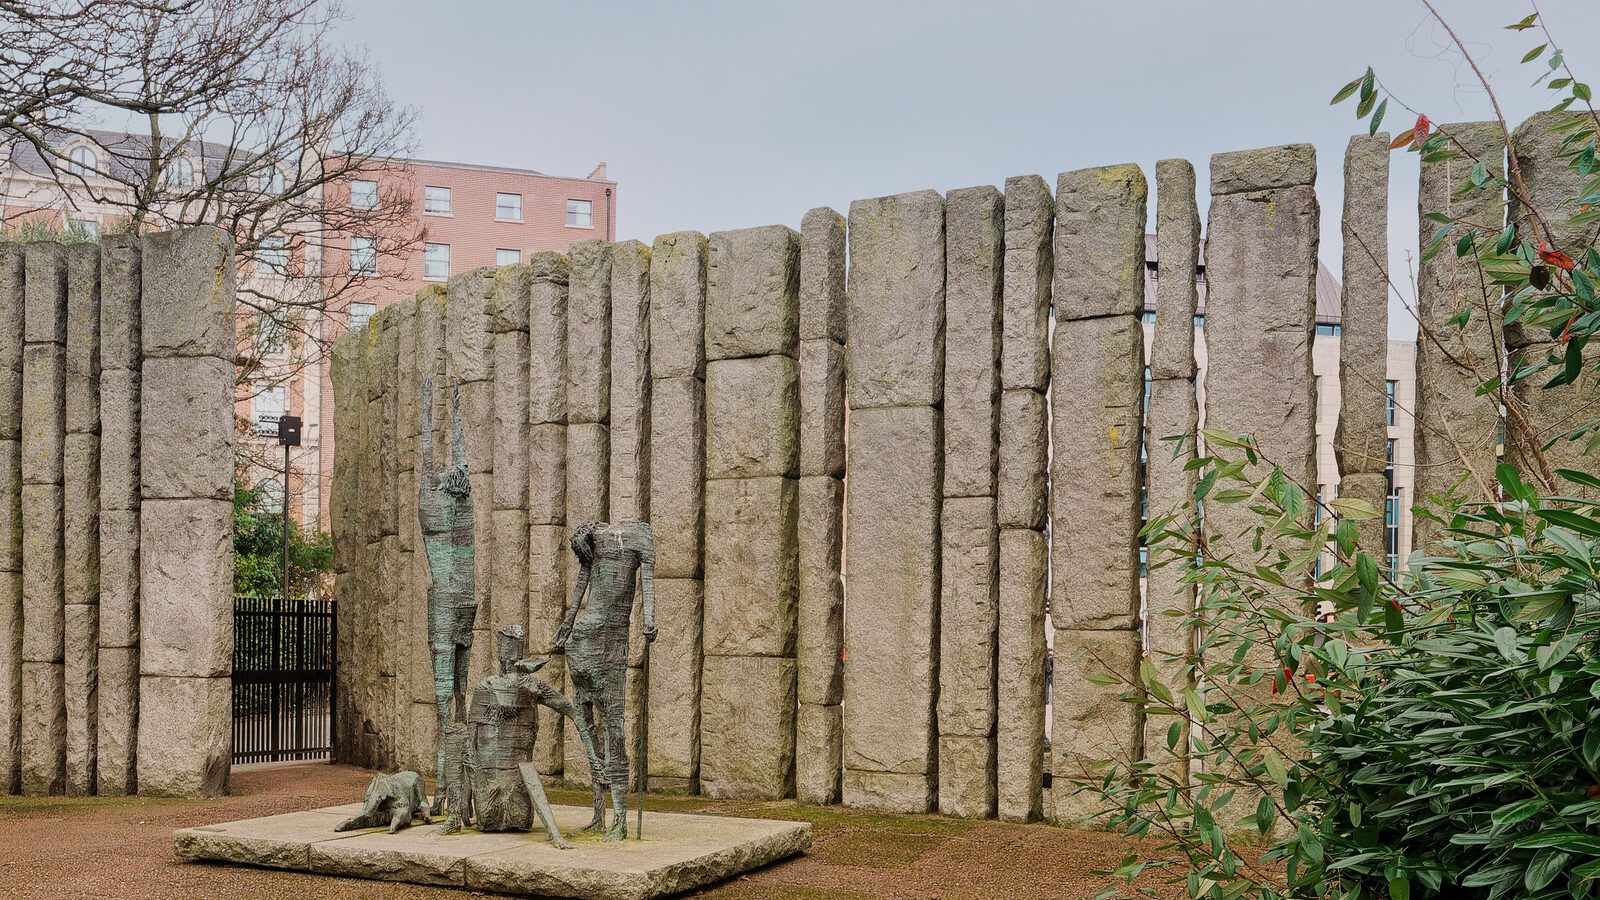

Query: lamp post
[[277, 414, 303, 604]]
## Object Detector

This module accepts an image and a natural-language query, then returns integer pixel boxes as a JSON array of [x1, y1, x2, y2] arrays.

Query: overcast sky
[[335, 0, 1600, 339]]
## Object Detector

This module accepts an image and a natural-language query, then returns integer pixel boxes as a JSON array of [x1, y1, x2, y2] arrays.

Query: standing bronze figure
[[419, 381, 476, 814], [555, 521, 656, 843]]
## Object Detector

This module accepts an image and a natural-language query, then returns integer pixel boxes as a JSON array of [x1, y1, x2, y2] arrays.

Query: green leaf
[[1525, 848, 1570, 892], [1369, 98, 1387, 136], [1506, 12, 1538, 30], [1330, 76, 1363, 105], [1491, 796, 1546, 826], [1522, 43, 1547, 63], [1332, 497, 1382, 521], [1388, 875, 1410, 900], [1557, 468, 1600, 492], [1493, 626, 1521, 663], [1576, 83, 1593, 102]]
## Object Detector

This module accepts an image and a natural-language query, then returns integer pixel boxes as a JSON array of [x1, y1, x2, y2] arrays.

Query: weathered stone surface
[[705, 356, 798, 480], [1144, 373, 1198, 791], [444, 268, 495, 384], [646, 577, 702, 785], [24, 243, 67, 345], [703, 477, 797, 658], [0, 246, 21, 380], [490, 263, 531, 334], [457, 368, 495, 477], [528, 252, 570, 426], [139, 355, 233, 501], [64, 601, 96, 795], [699, 654, 796, 800], [526, 423, 567, 526], [1002, 176, 1052, 392], [95, 644, 136, 794], [139, 498, 232, 678], [0, 441, 16, 575], [564, 422, 608, 526], [20, 659, 64, 794], [136, 673, 229, 797], [1210, 143, 1317, 195], [609, 240, 651, 522], [492, 331, 530, 511], [847, 190, 945, 409], [98, 368, 138, 511], [797, 339, 845, 479], [1052, 628, 1143, 824], [1336, 135, 1392, 477], [796, 475, 843, 706], [0, 570, 17, 793], [1051, 314, 1144, 630], [648, 375, 704, 580], [843, 405, 939, 785], [795, 701, 842, 805], [648, 231, 708, 380], [1151, 159, 1200, 380], [490, 508, 528, 639], [20, 482, 64, 663], [1339, 472, 1391, 561], [996, 528, 1046, 823], [98, 508, 139, 648], [567, 240, 612, 425], [98, 236, 140, 372], [706, 225, 800, 360], [63, 432, 98, 600], [943, 185, 1003, 499], [938, 733, 996, 819], [139, 227, 235, 360], [20, 342, 64, 486], [842, 769, 935, 815], [1054, 164, 1147, 320], [938, 496, 997, 737], [800, 208, 846, 344], [64, 243, 100, 436], [996, 388, 1048, 530]]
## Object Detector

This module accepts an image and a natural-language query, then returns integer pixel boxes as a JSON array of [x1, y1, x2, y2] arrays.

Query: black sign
[[278, 414, 303, 447]]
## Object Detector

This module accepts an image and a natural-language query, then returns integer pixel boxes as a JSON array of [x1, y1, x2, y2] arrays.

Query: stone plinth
[[175, 803, 811, 900]]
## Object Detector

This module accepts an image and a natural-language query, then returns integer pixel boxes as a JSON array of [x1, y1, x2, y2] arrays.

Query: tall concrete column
[[0, 246, 23, 794], [391, 296, 423, 772], [795, 207, 846, 805], [701, 225, 800, 800], [136, 226, 236, 797], [609, 240, 651, 789], [445, 269, 497, 699], [1050, 164, 1148, 824], [63, 244, 99, 795], [491, 266, 532, 650], [844, 190, 944, 813], [938, 186, 1002, 818], [525, 253, 569, 775], [645, 231, 707, 794]]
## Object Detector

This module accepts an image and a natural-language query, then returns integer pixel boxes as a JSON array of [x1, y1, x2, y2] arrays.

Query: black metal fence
[[232, 595, 336, 764]]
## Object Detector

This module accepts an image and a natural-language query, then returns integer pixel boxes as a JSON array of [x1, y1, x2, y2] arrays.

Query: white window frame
[[424, 242, 450, 281], [256, 235, 288, 275], [167, 155, 197, 188], [253, 385, 287, 438], [260, 165, 286, 196], [349, 236, 377, 275], [424, 185, 452, 215], [349, 179, 378, 210], [495, 192, 523, 221], [257, 313, 288, 353], [67, 145, 98, 178], [495, 248, 520, 267], [566, 199, 593, 228], [67, 217, 99, 239], [349, 301, 377, 331]]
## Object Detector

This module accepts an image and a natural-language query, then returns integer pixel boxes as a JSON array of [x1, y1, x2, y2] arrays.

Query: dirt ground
[[0, 762, 1182, 899]]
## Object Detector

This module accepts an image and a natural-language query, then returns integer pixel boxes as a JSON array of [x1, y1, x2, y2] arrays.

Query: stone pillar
[[1413, 123, 1504, 547], [525, 253, 569, 775], [701, 225, 800, 800], [609, 240, 651, 790], [1144, 159, 1201, 789], [491, 266, 531, 649], [63, 244, 99, 795], [391, 296, 422, 772], [563, 241, 610, 784], [445, 269, 496, 698], [21, 243, 67, 796], [844, 190, 943, 813], [1050, 164, 1147, 823], [645, 231, 707, 794], [96, 235, 138, 795], [136, 226, 235, 797], [328, 329, 360, 765], [1336, 135, 1392, 556], [795, 207, 845, 805], [372, 307, 401, 768], [0, 246, 23, 794], [937, 186, 1002, 819]]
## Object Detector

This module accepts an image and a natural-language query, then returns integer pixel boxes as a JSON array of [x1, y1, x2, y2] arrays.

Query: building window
[[1386, 380, 1398, 426], [349, 179, 378, 209], [1193, 313, 1205, 329], [257, 313, 287, 353], [67, 218, 98, 239], [496, 193, 523, 221], [167, 156, 196, 188], [256, 235, 288, 275], [424, 242, 450, 280], [1315, 322, 1343, 337], [260, 166, 286, 195], [253, 386, 286, 438], [349, 301, 376, 331], [424, 186, 452, 215], [566, 199, 593, 228], [496, 248, 520, 266], [67, 145, 98, 177], [349, 237, 377, 274], [1140, 309, 1157, 324]]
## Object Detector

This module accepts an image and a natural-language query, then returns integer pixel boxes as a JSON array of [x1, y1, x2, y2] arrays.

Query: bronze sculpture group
[[366, 382, 655, 849]]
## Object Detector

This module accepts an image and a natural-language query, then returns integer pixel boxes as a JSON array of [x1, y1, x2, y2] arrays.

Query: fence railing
[[231, 595, 336, 764]]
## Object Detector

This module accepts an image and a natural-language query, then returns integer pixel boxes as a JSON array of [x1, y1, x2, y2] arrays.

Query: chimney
[[586, 161, 608, 181]]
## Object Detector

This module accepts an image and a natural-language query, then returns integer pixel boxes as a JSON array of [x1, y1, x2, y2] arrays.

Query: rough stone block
[[1054, 164, 1148, 320], [703, 476, 797, 658], [526, 423, 566, 526], [648, 231, 708, 380], [444, 268, 494, 384], [847, 190, 945, 408], [609, 240, 651, 522], [997, 388, 1048, 530], [996, 528, 1046, 823], [566, 240, 611, 425], [797, 338, 845, 478], [64, 243, 100, 436], [526, 524, 568, 653], [492, 331, 530, 510], [1051, 314, 1144, 630], [139, 498, 232, 678], [795, 701, 842, 805], [98, 235, 141, 372], [139, 227, 235, 360], [1152, 158, 1200, 380], [1051, 628, 1142, 824], [1336, 135, 1391, 477], [20, 482, 63, 663], [98, 508, 139, 648], [528, 252, 570, 426], [938, 496, 997, 737], [705, 356, 798, 480], [796, 475, 843, 706], [800, 208, 846, 343], [0, 569, 16, 793], [24, 242, 67, 345], [64, 602, 96, 795], [699, 654, 795, 800], [20, 659, 64, 795], [489, 263, 530, 334], [0, 366, 19, 441], [842, 769, 935, 814], [0, 440, 18, 572], [457, 377, 495, 478], [563, 422, 608, 526], [1339, 471, 1391, 560], [645, 577, 702, 784], [0, 246, 20, 375], [21, 342, 64, 486], [1002, 175, 1053, 391], [98, 369, 139, 511], [649, 375, 704, 579], [938, 733, 996, 819], [943, 185, 1003, 499], [844, 405, 939, 778], [95, 645, 137, 795], [136, 673, 230, 797], [1210, 143, 1316, 195], [490, 509, 528, 639], [706, 225, 800, 360], [139, 355, 233, 501]]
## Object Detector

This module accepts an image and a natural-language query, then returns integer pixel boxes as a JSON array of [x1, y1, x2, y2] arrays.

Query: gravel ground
[[0, 762, 1181, 899]]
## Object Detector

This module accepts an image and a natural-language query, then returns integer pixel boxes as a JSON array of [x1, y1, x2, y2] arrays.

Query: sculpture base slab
[[174, 802, 811, 899]]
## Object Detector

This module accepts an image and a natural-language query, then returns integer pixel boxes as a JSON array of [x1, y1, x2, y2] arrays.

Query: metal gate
[[231, 595, 336, 764]]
